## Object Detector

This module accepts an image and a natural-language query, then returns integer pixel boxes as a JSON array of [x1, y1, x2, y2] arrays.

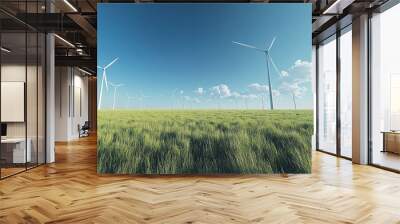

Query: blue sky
[[98, 4, 312, 110]]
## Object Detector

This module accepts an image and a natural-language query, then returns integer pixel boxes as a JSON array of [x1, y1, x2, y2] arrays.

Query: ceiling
[[0, 0, 390, 75]]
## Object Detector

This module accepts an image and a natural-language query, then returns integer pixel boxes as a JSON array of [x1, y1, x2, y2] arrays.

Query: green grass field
[[97, 110, 313, 174]]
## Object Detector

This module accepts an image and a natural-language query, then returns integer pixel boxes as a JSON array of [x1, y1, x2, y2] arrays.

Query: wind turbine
[[136, 92, 150, 109], [126, 93, 137, 108], [109, 82, 124, 110], [241, 95, 249, 110], [97, 57, 118, 110], [233, 98, 239, 109], [171, 88, 179, 109], [291, 90, 297, 110], [261, 94, 265, 110], [232, 37, 282, 110]]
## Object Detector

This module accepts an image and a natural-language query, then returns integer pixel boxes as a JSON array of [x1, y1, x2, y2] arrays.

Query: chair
[[79, 121, 90, 138]]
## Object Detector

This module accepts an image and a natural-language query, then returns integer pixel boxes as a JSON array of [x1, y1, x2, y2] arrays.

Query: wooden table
[[381, 131, 400, 154], [1, 138, 31, 164]]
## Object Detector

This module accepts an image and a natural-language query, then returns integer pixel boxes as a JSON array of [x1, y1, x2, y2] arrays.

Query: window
[[339, 27, 352, 158], [0, 2, 46, 179], [317, 35, 337, 154], [370, 3, 400, 171]]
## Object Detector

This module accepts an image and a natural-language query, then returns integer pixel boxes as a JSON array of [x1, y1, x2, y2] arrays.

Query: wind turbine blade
[[97, 66, 103, 69], [104, 57, 119, 69], [232, 41, 265, 52], [268, 55, 283, 77], [268, 37, 276, 51]]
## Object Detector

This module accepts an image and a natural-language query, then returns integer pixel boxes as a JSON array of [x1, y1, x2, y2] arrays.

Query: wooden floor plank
[[0, 135, 400, 223]]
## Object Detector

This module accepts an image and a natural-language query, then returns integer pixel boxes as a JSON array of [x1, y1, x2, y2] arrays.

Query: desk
[[382, 131, 400, 154], [1, 138, 31, 163]]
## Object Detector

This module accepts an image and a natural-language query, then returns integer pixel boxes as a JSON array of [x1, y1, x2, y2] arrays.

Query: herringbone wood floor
[[1, 135, 400, 224]]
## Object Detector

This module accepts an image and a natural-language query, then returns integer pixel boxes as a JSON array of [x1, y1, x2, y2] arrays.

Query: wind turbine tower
[[291, 90, 297, 110], [261, 95, 265, 110], [126, 94, 137, 108], [232, 38, 281, 110], [110, 82, 124, 110]]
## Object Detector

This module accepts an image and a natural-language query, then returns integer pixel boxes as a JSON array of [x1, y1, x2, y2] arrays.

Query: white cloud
[[276, 59, 312, 100], [281, 70, 289, 77], [248, 83, 269, 93], [195, 87, 204, 95], [293, 59, 312, 68], [193, 98, 200, 103], [183, 96, 200, 103], [246, 94, 258, 99], [240, 94, 258, 99], [210, 84, 231, 98], [282, 59, 312, 80], [279, 81, 307, 98], [272, 90, 281, 97], [179, 90, 184, 95], [231, 91, 241, 98]]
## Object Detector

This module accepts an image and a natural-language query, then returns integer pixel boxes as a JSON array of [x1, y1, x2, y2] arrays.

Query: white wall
[[1, 65, 41, 136], [55, 67, 89, 141], [1, 63, 47, 164], [1, 65, 27, 140], [70, 73, 89, 138], [55, 67, 69, 141]]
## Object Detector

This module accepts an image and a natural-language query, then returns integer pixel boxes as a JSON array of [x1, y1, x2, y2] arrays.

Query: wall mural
[[98, 4, 313, 174]]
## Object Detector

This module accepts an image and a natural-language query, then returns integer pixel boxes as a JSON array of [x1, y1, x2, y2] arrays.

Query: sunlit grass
[[98, 109, 313, 174]]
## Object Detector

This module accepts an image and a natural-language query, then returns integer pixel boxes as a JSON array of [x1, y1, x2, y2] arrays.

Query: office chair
[[79, 121, 90, 138]]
